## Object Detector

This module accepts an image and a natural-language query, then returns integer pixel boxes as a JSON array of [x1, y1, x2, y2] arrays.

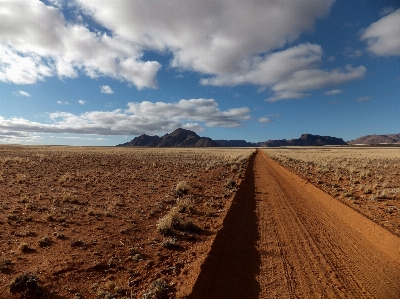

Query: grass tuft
[[141, 278, 169, 299], [156, 207, 181, 236], [175, 181, 190, 197]]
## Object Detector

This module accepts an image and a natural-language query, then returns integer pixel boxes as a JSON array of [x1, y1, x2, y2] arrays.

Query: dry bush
[[175, 181, 190, 195], [0, 259, 12, 273], [230, 164, 239, 174], [161, 237, 177, 249], [38, 236, 52, 247], [16, 173, 26, 184], [141, 278, 169, 299], [225, 178, 236, 189], [178, 220, 201, 234], [18, 243, 32, 252], [9, 272, 41, 295], [176, 198, 194, 213], [156, 207, 181, 235]]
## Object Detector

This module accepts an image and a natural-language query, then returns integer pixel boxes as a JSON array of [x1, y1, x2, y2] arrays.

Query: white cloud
[[57, 100, 70, 105], [78, 100, 86, 105], [0, 0, 365, 98], [203, 44, 366, 101], [0, 130, 42, 144], [0, 0, 160, 88], [52, 136, 107, 141], [182, 123, 203, 132], [100, 85, 114, 94], [77, 0, 334, 75], [325, 89, 344, 95], [361, 8, 400, 56], [380, 7, 396, 17], [0, 99, 250, 136], [13, 90, 31, 97], [266, 91, 311, 103], [259, 117, 272, 124], [357, 96, 372, 102]]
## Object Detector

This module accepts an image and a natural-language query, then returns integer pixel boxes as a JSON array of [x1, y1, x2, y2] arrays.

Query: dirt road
[[189, 150, 400, 298]]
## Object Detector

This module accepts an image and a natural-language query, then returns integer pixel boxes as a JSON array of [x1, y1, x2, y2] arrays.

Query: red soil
[[2, 147, 399, 298], [0, 146, 249, 299]]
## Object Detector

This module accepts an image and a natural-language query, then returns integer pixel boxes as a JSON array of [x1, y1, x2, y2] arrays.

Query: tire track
[[257, 151, 400, 298], [189, 150, 400, 298]]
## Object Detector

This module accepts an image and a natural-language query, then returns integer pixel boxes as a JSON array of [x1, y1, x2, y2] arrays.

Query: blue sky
[[0, 0, 399, 145]]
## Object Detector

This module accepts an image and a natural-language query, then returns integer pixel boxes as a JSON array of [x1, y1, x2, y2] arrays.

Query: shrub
[[0, 259, 11, 273], [161, 237, 177, 249], [377, 191, 388, 200], [178, 220, 201, 234], [156, 207, 180, 235], [364, 188, 372, 194], [9, 272, 41, 295], [230, 164, 239, 174], [225, 178, 236, 189], [19, 243, 32, 252], [38, 236, 52, 247], [141, 278, 169, 299], [128, 247, 140, 256], [175, 181, 190, 196], [176, 198, 194, 213]]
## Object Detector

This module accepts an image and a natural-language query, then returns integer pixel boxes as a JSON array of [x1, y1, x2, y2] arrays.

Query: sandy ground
[[264, 148, 400, 237], [189, 150, 400, 299], [1, 146, 399, 298], [0, 146, 252, 299]]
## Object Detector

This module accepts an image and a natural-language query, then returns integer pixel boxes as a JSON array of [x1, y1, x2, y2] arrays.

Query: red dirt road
[[189, 150, 400, 298]]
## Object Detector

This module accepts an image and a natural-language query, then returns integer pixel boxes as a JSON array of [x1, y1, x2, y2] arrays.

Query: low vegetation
[[0, 145, 255, 298], [141, 278, 169, 299]]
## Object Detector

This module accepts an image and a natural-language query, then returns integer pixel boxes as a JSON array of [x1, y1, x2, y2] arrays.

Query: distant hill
[[214, 140, 259, 147], [118, 130, 347, 148], [348, 134, 400, 145], [117, 128, 219, 147], [263, 134, 347, 147]]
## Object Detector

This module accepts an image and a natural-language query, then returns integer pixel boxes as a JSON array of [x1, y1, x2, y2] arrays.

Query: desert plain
[[0, 145, 400, 299]]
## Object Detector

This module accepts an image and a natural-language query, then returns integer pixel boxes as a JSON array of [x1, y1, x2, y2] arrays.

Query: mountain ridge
[[348, 134, 400, 145], [117, 128, 219, 147], [117, 129, 348, 147]]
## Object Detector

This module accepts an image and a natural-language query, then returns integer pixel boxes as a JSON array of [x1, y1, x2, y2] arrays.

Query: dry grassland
[[0, 145, 254, 299], [263, 147, 400, 236]]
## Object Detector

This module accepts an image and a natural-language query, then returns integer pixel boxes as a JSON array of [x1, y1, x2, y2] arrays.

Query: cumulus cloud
[[57, 100, 70, 105], [0, 0, 160, 88], [202, 44, 365, 101], [13, 90, 31, 97], [325, 89, 344, 95], [1, 0, 365, 99], [361, 8, 400, 56], [0, 99, 250, 136], [0, 130, 41, 144], [100, 85, 114, 94], [78, 100, 86, 105], [77, 0, 334, 74]]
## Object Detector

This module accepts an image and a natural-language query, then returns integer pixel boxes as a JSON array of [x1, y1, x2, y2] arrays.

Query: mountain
[[264, 134, 347, 147], [348, 134, 400, 145], [117, 128, 219, 147], [214, 140, 257, 147], [118, 130, 347, 147]]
